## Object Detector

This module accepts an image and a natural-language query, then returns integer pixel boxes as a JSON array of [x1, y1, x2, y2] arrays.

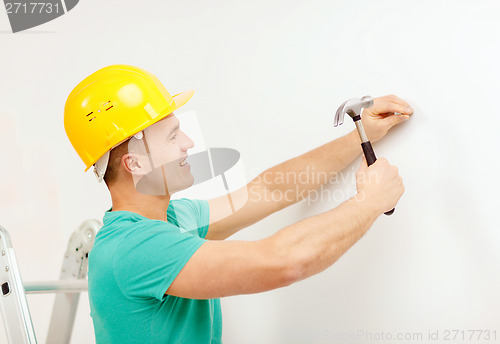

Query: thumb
[[359, 155, 368, 170]]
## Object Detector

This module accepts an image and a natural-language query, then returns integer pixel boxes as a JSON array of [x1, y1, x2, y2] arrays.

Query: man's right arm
[[166, 158, 404, 299]]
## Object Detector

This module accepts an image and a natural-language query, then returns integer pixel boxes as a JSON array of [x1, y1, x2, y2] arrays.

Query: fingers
[[384, 113, 410, 127], [372, 95, 414, 115]]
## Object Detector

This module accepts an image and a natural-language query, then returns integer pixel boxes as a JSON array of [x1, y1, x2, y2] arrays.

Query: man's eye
[[169, 133, 178, 141]]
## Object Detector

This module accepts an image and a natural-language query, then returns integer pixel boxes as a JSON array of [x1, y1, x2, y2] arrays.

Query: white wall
[[0, 0, 499, 343]]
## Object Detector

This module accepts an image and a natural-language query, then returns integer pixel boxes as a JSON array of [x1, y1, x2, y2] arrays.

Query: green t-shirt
[[88, 198, 222, 344]]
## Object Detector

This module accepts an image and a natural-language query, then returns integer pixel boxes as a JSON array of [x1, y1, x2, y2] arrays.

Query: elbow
[[279, 240, 327, 287], [258, 237, 316, 290], [274, 248, 311, 288], [281, 261, 304, 287]]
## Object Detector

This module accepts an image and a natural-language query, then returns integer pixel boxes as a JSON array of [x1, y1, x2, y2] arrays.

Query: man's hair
[[103, 140, 130, 186]]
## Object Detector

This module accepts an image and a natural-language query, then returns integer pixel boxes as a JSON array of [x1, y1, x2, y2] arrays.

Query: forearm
[[258, 130, 361, 208], [268, 195, 379, 281], [206, 131, 361, 240]]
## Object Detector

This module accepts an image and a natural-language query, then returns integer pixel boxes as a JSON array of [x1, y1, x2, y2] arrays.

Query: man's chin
[[173, 176, 195, 193], [165, 173, 195, 195]]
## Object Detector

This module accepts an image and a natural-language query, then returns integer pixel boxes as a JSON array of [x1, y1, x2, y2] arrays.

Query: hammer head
[[334, 95, 374, 127]]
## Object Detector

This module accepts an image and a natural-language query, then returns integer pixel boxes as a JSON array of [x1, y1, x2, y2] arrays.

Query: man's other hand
[[355, 157, 405, 214]]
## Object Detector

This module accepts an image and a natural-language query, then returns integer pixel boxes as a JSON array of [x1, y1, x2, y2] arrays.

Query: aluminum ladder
[[0, 220, 100, 343]]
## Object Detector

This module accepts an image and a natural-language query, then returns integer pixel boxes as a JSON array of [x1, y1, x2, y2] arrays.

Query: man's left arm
[[206, 95, 413, 240]]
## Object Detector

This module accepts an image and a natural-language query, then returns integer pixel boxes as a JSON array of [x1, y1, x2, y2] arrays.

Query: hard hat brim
[[171, 89, 195, 111]]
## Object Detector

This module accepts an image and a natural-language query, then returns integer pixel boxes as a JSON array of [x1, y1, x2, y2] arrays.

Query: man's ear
[[121, 153, 150, 177]]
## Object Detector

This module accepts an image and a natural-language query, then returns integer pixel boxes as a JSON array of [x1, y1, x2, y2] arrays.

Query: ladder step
[[24, 280, 88, 294]]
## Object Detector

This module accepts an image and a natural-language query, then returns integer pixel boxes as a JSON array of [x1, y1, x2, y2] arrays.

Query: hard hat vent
[[86, 101, 114, 122], [103, 101, 114, 111], [86, 111, 96, 122]]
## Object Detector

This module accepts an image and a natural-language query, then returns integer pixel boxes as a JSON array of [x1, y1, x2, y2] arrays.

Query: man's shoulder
[[169, 198, 202, 213], [168, 198, 209, 235], [169, 198, 209, 218]]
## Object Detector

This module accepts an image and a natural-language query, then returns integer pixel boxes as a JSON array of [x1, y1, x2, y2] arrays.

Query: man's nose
[[180, 130, 194, 151]]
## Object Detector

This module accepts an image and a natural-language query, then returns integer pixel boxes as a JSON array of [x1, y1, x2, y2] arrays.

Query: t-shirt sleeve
[[112, 221, 206, 301], [169, 198, 210, 239], [189, 199, 210, 239]]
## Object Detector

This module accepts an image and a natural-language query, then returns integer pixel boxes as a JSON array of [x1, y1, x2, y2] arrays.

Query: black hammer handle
[[361, 141, 395, 216]]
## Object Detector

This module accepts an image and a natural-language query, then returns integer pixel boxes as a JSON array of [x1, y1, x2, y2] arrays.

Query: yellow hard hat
[[64, 64, 194, 181]]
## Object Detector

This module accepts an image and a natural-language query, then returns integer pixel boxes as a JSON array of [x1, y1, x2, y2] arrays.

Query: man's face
[[129, 113, 194, 196]]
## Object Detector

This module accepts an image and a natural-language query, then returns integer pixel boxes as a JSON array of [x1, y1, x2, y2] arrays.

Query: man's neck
[[110, 193, 171, 222]]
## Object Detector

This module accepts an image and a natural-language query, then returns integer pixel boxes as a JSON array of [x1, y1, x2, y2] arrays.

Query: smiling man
[[64, 65, 412, 343]]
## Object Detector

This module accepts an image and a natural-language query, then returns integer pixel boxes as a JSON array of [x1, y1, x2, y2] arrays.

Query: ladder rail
[[0, 225, 37, 344]]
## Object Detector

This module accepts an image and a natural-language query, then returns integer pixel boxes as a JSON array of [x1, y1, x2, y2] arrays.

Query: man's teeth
[[179, 159, 187, 166]]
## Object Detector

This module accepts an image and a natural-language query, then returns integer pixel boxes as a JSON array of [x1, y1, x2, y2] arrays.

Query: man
[[64, 65, 412, 343]]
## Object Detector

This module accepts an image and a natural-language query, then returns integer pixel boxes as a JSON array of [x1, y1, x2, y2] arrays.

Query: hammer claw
[[334, 100, 348, 127]]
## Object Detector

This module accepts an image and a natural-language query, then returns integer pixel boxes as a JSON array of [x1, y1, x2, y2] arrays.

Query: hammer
[[334, 96, 395, 216]]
